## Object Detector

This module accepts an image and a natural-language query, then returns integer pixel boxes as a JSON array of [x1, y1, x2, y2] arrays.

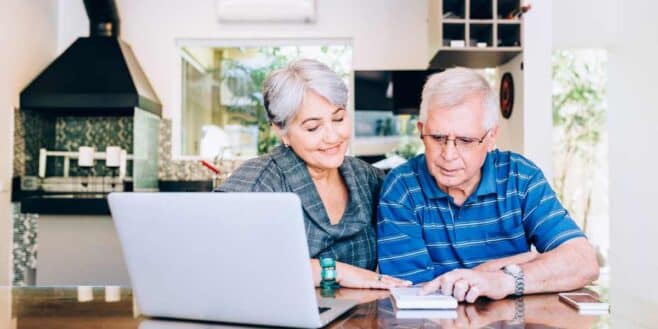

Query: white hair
[[263, 58, 348, 131], [419, 67, 498, 130]]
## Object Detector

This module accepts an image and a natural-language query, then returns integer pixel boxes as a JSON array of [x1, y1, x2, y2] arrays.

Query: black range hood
[[20, 0, 161, 116]]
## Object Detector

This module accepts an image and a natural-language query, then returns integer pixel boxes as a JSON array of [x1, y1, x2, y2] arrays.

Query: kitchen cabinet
[[36, 214, 130, 286]]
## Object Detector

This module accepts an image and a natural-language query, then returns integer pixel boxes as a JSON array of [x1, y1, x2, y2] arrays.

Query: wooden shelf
[[430, 47, 522, 68], [443, 18, 467, 23], [429, 0, 523, 68], [497, 19, 522, 24], [469, 19, 495, 23]]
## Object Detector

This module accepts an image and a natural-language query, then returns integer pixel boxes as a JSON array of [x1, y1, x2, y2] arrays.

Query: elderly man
[[377, 67, 599, 303]]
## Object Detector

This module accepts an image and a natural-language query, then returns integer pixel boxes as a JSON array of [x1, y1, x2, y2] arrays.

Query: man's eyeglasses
[[420, 129, 490, 152]]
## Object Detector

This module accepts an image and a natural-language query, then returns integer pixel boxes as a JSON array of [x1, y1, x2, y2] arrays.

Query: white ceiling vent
[[216, 0, 316, 23]]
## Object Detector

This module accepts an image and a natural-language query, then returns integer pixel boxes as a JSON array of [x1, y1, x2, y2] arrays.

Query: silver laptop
[[108, 192, 357, 328]]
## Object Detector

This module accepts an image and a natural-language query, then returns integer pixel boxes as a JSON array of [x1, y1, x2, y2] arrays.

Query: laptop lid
[[108, 192, 324, 328]]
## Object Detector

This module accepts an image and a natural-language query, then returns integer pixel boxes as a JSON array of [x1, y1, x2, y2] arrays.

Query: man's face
[[418, 94, 497, 191]]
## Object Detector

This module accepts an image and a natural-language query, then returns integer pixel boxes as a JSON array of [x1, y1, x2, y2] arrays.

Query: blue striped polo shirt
[[377, 149, 585, 283]]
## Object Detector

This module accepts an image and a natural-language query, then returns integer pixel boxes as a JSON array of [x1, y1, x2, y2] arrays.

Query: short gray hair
[[263, 59, 348, 131], [419, 67, 498, 130]]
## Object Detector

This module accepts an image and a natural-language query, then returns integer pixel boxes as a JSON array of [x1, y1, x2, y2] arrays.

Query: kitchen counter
[[11, 177, 126, 215], [20, 194, 111, 215], [12, 177, 213, 215]]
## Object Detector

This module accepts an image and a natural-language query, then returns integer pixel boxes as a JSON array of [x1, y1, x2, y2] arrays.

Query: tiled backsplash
[[13, 108, 25, 177], [12, 203, 37, 286], [14, 110, 134, 177], [16, 109, 55, 177], [54, 116, 134, 177], [158, 118, 217, 181]]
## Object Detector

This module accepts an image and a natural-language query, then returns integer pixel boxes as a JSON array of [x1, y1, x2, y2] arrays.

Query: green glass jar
[[320, 257, 339, 289]]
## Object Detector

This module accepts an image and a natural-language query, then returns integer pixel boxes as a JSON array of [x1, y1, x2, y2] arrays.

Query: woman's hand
[[336, 262, 412, 289]]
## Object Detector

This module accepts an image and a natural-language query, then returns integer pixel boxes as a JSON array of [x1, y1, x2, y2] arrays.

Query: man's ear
[[487, 124, 499, 151], [417, 121, 424, 139], [271, 124, 289, 146]]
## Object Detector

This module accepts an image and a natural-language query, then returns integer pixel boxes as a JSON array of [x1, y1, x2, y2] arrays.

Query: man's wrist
[[502, 264, 525, 296], [500, 270, 517, 296]]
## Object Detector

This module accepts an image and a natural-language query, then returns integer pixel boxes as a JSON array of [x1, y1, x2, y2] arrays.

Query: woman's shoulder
[[217, 153, 283, 192]]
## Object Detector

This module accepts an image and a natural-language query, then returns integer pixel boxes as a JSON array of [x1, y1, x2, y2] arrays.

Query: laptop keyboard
[[318, 307, 330, 314]]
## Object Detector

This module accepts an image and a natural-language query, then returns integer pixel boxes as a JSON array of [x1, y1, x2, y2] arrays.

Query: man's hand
[[420, 269, 515, 302]]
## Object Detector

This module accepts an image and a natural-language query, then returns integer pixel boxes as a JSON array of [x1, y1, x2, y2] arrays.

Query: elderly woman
[[219, 59, 410, 289]]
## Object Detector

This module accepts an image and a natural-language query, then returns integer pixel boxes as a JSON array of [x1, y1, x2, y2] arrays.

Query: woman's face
[[280, 90, 352, 170]]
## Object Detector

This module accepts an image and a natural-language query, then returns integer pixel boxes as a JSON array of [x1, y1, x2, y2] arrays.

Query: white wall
[[0, 0, 58, 285], [495, 54, 524, 154], [552, 0, 619, 49], [520, 0, 553, 178], [607, 0, 658, 327], [57, 0, 432, 120]]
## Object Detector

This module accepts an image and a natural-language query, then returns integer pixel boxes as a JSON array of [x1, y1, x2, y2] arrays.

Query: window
[[175, 40, 352, 159], [552, 49, 609, 271]]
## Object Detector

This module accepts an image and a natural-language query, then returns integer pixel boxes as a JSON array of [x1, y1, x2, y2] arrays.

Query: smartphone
[[559, 293, 609, 312]]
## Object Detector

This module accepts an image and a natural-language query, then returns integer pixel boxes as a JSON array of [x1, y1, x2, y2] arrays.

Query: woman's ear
[[271, 124, 290, 146]]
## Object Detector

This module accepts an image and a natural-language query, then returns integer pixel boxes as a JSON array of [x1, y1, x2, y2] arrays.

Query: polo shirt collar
[[473, 151, 497, 197], [417, 152, 498, 200]]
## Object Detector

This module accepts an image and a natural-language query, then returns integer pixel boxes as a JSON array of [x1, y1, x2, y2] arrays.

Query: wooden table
[[0, 286, 609, 328]]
